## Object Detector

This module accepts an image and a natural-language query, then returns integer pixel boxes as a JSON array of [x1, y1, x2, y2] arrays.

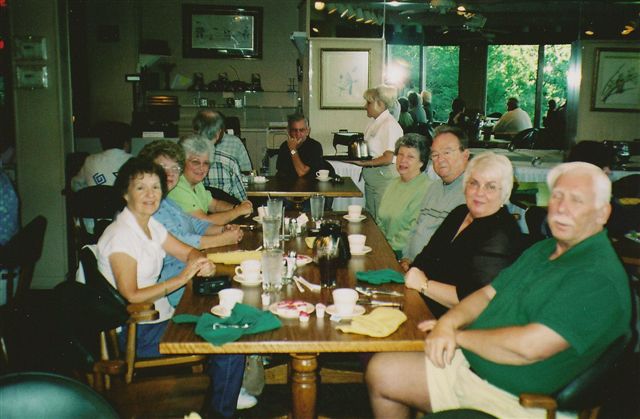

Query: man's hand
[[423, 319, 458, 368], [287, 137, 300, 151], [404, 267, 427, 292], [235, 200, 253, 218], [399, 258, 412, 272]]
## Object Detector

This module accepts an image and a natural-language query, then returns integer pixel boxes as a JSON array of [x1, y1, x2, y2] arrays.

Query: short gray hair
[[395, 133, 429, 171], [179, 134, 212, 158], [464, 151, 514, 204], [547, 161, 611, 208], [192, 110, 224, 141], [363, 84, 398, 110]]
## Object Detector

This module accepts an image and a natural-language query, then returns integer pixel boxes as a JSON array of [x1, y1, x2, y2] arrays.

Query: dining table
[[159, 212, 432, 418], [245, 176, 363, 199]]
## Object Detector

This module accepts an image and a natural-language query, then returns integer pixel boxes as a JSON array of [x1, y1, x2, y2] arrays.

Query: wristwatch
[[290, 149, 297, 156]]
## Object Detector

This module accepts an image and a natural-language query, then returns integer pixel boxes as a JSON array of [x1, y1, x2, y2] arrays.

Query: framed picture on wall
[[591, 48, 640, 112], [182, 4, 263, 59], [321, 49, 370, 109]]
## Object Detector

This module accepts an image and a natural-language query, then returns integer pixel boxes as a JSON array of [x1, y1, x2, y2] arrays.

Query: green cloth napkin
[[356, 269, 404, 285], [172, 303, 282, 346]]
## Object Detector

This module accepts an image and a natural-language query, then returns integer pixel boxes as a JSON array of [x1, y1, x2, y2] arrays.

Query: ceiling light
[[312, 27, 320, 33], [387, 1, 401, 7], [356, 8, 365, 22], [314, 1, 325, 11], [364, 11, 375, 24], [584, 29, 595, 36], [338, 5, 349, 18], [326, 3, 338, 14], [621, 21, 636, 35]]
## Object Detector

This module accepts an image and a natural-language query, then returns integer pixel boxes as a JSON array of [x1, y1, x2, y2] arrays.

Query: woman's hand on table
[[219, 227, 244, 246], [404, 267, 428, 292], [182, 257, 216, 282]]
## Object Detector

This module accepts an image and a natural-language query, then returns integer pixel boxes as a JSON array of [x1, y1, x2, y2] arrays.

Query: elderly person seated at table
[[167, 135, 253, 225], [376, 134, 432, 258], [366, 161, 631, 419], [97, 158, 248, 417], [352, 85, 404, 220], [138, 140, 243, 306], [408, 91, 427, 124], [493, 97, 532, 138], [404, 151, 523, 318]]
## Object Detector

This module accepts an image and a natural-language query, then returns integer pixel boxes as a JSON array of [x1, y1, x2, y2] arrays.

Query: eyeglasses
[[187, 159, 210, 168], [160, 164, 182, 174], [466, 179, 501, 194], [430, 148, 460, 161], [289, 127, 308, 133]]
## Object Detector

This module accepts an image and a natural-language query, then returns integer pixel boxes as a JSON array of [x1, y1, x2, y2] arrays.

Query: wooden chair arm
[[519, 393, 557, 419], [126, 303, 159, 323]]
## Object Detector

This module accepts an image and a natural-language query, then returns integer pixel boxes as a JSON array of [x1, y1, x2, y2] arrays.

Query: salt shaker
[[289, 218, 298, 238]]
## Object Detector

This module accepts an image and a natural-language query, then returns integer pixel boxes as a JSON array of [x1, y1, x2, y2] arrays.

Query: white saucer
[[316, 176, 330, 182], [210, 305, 232, 318], [252, 178, 268, 184], [350, 246, 372, 256], [233, 274, 262, 286], [252, 216, 263, 223], [295, 254, 313, 266], [343, 214, 366, 223], [326, 304, 366, 319], [269, 301, 315, 319]]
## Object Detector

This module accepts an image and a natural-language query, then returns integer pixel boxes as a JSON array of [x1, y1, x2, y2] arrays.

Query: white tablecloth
[[328, 161, 365, 211]]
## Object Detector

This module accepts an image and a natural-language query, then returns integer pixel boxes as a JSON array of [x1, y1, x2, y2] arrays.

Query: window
[[423, 46, 459, 122], [542, 44, 571, 110]]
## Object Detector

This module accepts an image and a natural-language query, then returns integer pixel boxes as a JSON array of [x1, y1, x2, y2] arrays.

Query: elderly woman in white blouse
[[351, 85, 404, 219]]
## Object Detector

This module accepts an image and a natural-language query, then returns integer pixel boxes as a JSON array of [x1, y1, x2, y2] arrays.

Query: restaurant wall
[[576, 40, 640, 142], [308, 38, 385, 151]]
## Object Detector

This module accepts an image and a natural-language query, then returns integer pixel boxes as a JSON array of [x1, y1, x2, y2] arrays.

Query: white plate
[[316, 176, 330, 182], [252, 178, 268, 184], [350, 246, 372, 256], [343, 214, 366, 223], [269, 301, 315, 319], [233, 274, 263, 286], [326, 304, 366, 319], [295, 254, 313, 266], [210, 305, 232, 318]]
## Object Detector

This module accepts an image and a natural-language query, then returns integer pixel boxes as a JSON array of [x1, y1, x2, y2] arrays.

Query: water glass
[[262, 216, 281, 249], [310, 194, 325, 222], [262, 249, 283, 292], [267, 198, 283, 219], [317, 245, 337, 288]]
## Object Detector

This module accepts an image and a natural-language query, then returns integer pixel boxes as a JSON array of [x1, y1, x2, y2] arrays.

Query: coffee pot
[[313, 221, 351, 265], [348, 139, 369, 159]]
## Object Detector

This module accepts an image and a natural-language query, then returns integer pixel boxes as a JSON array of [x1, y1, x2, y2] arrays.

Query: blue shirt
[[0, 170, 19, 246], [153, 198, 211, 306]]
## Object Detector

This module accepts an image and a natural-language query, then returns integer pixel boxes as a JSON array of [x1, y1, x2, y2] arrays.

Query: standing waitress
[[353, 85, 404, 219]]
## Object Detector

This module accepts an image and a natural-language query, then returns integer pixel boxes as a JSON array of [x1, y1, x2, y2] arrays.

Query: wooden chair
[[79, 247, 205, 388], [69, 185, 123, 247]]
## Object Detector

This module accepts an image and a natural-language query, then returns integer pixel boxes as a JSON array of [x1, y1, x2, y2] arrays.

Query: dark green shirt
[[463, 230, 630, 395]]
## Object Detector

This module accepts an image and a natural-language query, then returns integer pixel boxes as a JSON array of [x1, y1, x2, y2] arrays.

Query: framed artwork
[[321, 49, 370, 109], [182, 4, 263, 59], [591, 48, 640, 112]]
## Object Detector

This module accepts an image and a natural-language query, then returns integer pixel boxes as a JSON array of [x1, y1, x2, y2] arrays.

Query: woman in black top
[[404, 151, 523, 318]]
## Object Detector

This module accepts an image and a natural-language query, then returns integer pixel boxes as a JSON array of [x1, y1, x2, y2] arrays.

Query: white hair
[[546, 161, 611, 207], [179, 134, 212, 158], [464, 151, 514, 204]]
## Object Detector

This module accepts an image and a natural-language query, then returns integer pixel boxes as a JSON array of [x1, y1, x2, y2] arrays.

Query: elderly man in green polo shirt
[[366, 161, 631, 419]]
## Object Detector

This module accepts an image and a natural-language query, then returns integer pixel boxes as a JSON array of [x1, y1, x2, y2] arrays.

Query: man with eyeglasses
[[276, 113, 332, 178], [399, 125, 470, 271]]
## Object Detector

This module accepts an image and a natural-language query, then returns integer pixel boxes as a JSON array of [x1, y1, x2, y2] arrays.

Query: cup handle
[[234, 266, 242, 277], [315, 171, 320, 177]]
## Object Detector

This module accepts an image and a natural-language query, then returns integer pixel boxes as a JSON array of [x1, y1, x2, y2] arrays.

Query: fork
[[356, 286, 404, 297], [213, 323, 251, 330]]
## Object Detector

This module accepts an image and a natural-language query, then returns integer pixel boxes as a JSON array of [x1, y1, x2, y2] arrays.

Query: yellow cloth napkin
[[207, 250, 262, 265], [335, 307, 407, 338], [304, 237, 315, 249]]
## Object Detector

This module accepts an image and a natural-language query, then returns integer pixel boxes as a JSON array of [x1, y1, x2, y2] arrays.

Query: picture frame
[[591, 48, 640, 112], [321, 49, 370, 109], [182, 4, 263, 59]]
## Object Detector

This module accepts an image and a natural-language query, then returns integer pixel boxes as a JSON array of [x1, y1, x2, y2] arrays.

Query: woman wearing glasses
[[138, 140, 243, 306], [404, 151, 523, 318], [167, 135, 253, 225]]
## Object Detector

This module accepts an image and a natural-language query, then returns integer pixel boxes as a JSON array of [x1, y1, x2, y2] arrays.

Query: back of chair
[[70, 185, 123, 245], [0, 215, 47, 302], [79, 247, 128, 309], [0, 372, 119, 418], [554, 334, 631, 412]]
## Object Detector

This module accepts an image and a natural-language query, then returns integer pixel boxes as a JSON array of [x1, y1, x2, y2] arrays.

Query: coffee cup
[[316, 169, 330, 180], [235, 259, 261, 283], [348, 234, 366, 253], [347, 205, 362, 218], [332, 288, 358, 316], [254, 175, 266, 183], [218, 288, 244, 311]]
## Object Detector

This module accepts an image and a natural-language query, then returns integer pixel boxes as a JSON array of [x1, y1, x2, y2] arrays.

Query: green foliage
[[424, 46, 460, 121]]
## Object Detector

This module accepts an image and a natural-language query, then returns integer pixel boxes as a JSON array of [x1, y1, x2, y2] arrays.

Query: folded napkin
[[172, 303, 281, 346], [336, 307, 407, 337], [207, 250, 262, 265], [304, 237, 315, 249], [356, 269, 404, 285]]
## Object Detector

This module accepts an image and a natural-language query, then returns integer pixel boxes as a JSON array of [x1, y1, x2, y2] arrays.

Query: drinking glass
[[266, 198, 283, 219], [261, 249, 283, 292], [310, 194, 325, 222], [262, 216, 281, 249], [316, 244, 337, 288]]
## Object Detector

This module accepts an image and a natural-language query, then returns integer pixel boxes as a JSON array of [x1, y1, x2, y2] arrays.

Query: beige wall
[[308, 37, 385, 152], [576, 40, 640, 142]]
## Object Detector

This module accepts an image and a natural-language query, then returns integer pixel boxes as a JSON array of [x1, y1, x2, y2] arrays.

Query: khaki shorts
[[426, 350, 576, 419]]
